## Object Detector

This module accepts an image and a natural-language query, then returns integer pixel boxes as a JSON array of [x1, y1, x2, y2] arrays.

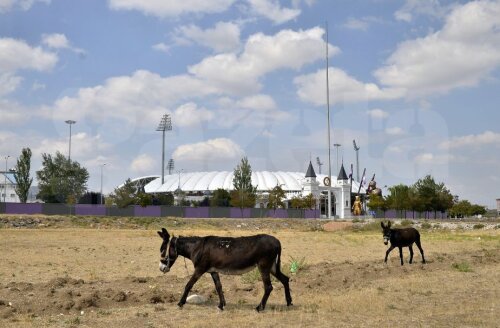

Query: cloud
[[0, 99, 26, 123], [108, 0, 236, 17], [247, 0, 301, 24], [367, 108, 389, 119], [130, 154, 156, 173], [173, 102, 214, 127], [152, 43, 170, 54], [44, 70, 218, 126], [173, 138, 244, 162], [385, 127, 405, 136], [0, 0, 50, 13], [41, 33, 85, 54], [414, 152, 454, 165], [376, 0, 500, 96], [0, 37, 57, 73], [295, 67, 404, 105], [0, 73, 22, 96], [173, 22, 241, 53], [343, 16, 383, 31], [440, 131, 500, 149], [236, 94, 276, 111], [190, 27, 338, 95], [394, 0, 450, 22]]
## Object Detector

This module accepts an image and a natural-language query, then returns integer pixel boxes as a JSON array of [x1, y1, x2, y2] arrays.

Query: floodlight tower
[[167, 159, 175, 175], [65, 120, 76, 162], [157, 114, 172, 185], [353, 139, 360, 182], [316, 157, 323, 175]]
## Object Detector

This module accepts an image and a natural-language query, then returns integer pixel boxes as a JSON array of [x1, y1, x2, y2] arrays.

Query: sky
[[0, 0, 499, 208]]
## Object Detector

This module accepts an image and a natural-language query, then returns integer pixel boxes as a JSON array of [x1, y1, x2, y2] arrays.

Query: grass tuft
[[452, 261, 473, 272]]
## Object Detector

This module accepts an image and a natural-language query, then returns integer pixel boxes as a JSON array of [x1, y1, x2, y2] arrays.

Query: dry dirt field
[[0, 216, 499, 328]]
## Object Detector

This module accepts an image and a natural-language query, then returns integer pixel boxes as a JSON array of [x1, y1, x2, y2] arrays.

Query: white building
[[136, 161, 364, 218], [0, 171, 19, 203]]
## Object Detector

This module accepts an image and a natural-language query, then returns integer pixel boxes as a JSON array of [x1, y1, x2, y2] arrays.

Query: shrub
[[289, 256, 307, 274], [473, 224, 485, 230], [400, 219, 414, 227], [420, 222, 432, 229]]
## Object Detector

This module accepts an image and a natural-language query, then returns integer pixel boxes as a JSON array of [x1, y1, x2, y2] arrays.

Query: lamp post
[[3, 155, 9, 203], [100, 163, 106, 204], [65, 120, 76, 162], [157, 114, 172, 185]]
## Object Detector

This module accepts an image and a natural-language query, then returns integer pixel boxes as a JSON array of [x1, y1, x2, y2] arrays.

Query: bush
[[399, 219, 414, 227], [420, 222, 432, 229], [473, 224, 485, 230], [288, 256, 307, 274]]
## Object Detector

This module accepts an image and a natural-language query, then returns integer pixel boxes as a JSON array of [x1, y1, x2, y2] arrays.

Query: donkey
[[381, 221, 426, 266], [157, 228, 292, 312]]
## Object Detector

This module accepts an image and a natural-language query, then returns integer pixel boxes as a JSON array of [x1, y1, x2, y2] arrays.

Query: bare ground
[[0, 216, 498, 327]]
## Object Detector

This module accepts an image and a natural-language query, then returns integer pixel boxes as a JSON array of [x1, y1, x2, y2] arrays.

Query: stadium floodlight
[[316, 157, 323, 175], [157, 114, 172, 185], [167, 159, 175, 175], [353, 140, 360, 182], [100, 163, 106, 204], [65, 120, 76, 162]]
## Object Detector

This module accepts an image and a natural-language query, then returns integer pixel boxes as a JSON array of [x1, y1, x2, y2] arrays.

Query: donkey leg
[[210, 272, 226, 310], [256, 269, 273, 312], [178, 270, 204, 308], [409, 245, 414, 264], [384, 245, 395, 263], [416, 240, 426, 264], [271, 270, 292, 306], [398, 247, 404, 265]]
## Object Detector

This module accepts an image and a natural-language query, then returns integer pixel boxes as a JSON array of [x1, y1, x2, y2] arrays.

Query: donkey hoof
[[255, 305, 264, 312], [217, 305, 224, 311], [177, 302, 184, 308]]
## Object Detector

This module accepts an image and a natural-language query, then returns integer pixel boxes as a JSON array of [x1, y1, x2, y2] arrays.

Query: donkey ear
[[157, 231, 164, 238], [380, 221, 385, 228], [387, 221, 391, 228], [161, 228, 170, 240]]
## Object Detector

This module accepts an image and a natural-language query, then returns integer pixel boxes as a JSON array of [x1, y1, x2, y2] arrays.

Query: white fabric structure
[[141, 171, 364, 194]]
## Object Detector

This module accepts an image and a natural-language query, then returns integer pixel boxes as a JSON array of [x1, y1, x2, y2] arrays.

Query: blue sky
[[1, 0, 499, 208]]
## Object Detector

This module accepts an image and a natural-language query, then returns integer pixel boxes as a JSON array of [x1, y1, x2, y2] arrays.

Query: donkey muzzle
[[159, 261, 170, 273], [383, 238, 389, 245]]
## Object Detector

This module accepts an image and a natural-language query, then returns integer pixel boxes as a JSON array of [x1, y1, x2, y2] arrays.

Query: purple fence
[[184, 207, 210, 218], [6, 203, 42, 215], [75, 204, 107, 216], [134, 206, 161, 217]]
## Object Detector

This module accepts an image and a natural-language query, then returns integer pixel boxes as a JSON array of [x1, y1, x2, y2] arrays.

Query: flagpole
[[325, 22, 332, 219]]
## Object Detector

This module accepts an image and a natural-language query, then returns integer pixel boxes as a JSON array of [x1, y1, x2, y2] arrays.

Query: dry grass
[[0, 218, 498, 327]]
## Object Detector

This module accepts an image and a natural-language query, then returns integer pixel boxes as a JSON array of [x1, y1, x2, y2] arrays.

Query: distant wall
[[0, 203, 320, 219], [370, 209, 448, 219]]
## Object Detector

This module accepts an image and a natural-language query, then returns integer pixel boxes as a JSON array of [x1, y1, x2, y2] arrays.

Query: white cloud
[[152, 43, 170, 54], [44, 70, 219, 126], [395, 0, 450, 22], [295, 67, 404, 105], [0, 100, 26, 123], [108, 0, 236, 17], [173, 138, 244, 162], [173, 102, 214, 127], [33, 132, 110, 160], [190, 27, 338, 95], [0, 37, 58, 73], [130, 154, 156, 173], [414, 152, 454, 165], [41, 33, 85, 54], [385, 127, 405, 136], [0, 73, 22, 96], [247, 0, 301, 24], [367, 108, 389, 119], [173, 22, 241, 53], [440, 131, 500, 149], [236, 94, 276, 111], [0, 0, 50, 12], [377, 1, 500, 96], [343, 16, 383, 31]]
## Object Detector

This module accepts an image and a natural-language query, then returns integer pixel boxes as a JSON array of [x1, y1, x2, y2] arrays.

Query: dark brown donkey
[[381, 221, 426, 266], [157, 228, 292, 311]]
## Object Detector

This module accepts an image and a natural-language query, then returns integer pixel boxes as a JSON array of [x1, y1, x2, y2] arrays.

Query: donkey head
[[157, 228, 178, 273], [380, 221, 392, 245]]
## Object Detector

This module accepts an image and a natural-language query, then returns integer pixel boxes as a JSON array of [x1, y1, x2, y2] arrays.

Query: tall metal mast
[[157, 114, 172, 185], [353, 140, 360, 182], [326, 22, 332, 219]]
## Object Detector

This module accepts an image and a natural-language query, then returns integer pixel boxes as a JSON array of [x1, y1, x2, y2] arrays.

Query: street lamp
[[157, 114, 172, 185], [100, 163, 106, 204], [65, 120, 76, 162], [3, 155, 9, 203]]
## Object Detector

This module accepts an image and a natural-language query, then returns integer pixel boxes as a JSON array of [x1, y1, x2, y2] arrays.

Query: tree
[[152, 193, 174, 206], [367, 194, 387, 214], [413, 175, 453, 218], [230, 157, 257, 209], [109, 178, 137, 208], [267, 185, 286, 210], [14, 148, 33, 203], [210, 188, 231, 207], [36, 151, 89, 203], [78, 191, 103, 204], [289, 194, 316, 209]]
